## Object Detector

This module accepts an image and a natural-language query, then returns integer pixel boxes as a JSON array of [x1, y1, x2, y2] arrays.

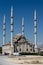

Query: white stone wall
[[2, 43, 34, 54], [2, 45, 11, 54], [16, 43, 33, 53]]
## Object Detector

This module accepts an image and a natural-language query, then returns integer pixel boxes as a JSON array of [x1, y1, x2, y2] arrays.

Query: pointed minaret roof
[[22, 17, 24, 36]]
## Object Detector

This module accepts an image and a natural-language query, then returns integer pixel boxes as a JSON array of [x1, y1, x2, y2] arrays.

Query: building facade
[[2, 34, 35, 55]]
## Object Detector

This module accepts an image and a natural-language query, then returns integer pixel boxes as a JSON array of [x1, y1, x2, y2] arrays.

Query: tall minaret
[[22, 17, 24, 36], [11, 6, 14, 47], [3, 15, 6, 45], [34, 10, 37, 52]]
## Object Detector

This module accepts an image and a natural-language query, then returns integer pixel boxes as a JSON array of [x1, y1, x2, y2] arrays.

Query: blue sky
[[0, 0, 43, 46]]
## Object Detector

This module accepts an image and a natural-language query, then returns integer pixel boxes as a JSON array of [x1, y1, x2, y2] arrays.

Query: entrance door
[[14, 44, 18, 52]]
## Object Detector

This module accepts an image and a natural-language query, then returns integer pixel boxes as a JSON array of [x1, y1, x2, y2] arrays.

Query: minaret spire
[[11, 6, 14, 47], [34, 9, 37, 52], [22, 17, 24, 36], [3, 15, 6, 45]]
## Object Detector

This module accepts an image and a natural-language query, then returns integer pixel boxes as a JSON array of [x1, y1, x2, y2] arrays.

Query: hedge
[[19, 52, 39, 55], [39, 52, 43, 56], [0, 47, 2, 53]]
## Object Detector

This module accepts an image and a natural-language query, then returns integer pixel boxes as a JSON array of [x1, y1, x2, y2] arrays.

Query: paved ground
[[0, 55, 43, 65], [0, 55, 19, 65]]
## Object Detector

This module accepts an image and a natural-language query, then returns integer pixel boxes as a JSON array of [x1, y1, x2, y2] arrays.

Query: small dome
[[16, 33, 22, 36]]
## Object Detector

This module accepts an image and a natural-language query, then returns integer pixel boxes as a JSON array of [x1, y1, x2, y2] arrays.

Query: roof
[[13, 33, 34, 45], [2, 33, 34, 46], [13, 34, 26, 42], [2, 42, 11, 46]]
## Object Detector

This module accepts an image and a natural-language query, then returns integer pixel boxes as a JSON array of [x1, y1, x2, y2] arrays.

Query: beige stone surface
[[2, 34, 35, 54], [8, 55, 43, 64]]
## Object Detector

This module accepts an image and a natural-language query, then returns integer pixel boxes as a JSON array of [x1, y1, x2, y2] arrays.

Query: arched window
[[26, 48, 28, 51], [19, 48, 21, 51]]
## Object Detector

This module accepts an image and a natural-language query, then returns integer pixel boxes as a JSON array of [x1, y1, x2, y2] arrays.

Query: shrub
[[0, 47, 2, 53], [19, 52, 39, 55], [39, 52, 43, 56]]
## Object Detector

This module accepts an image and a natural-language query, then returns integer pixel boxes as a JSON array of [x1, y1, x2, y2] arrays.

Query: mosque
[[2, 6, 39, 55]]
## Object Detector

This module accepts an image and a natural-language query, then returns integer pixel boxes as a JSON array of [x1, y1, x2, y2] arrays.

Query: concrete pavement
[[0, 55, 43, 65], [0, 55, 19, 65]]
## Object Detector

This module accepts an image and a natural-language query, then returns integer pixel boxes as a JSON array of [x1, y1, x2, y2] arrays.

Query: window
[[30, 45, 32, 47], [26, 49, 28, 51], [30, 49, 32, 51], [19, 48, 21, 51]]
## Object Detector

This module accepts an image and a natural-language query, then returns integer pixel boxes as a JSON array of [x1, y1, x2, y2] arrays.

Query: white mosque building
[[2, 6, 39, 55]]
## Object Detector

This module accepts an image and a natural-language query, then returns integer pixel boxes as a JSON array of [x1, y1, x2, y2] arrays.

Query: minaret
[[11, 6, 14, 47], [3, 15, 6, 45], [22, 17, 24, 36], [34, 10, 37, 52]]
